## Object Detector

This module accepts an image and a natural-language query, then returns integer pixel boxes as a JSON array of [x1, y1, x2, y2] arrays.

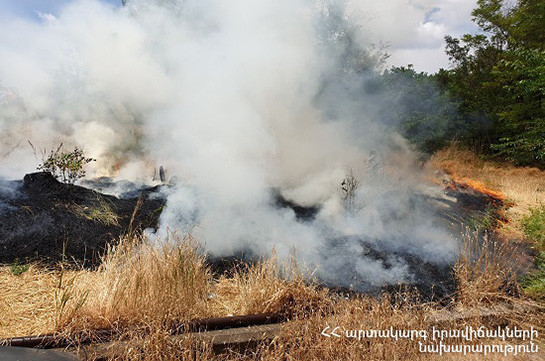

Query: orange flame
[[451, 177, 506, 201]]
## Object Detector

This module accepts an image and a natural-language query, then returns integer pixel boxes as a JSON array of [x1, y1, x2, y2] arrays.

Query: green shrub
[[38, 144, 95, 184]]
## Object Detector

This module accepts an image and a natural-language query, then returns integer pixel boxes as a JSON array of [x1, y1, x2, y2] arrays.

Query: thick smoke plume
[[0, 0, 457, 290]]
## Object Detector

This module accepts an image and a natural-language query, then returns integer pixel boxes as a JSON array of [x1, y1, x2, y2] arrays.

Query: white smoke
[[0, 0, 457, 290]]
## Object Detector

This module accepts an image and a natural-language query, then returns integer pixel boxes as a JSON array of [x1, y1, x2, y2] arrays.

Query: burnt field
[[0, 172, 165, 266], [0, 170, 515, 298]]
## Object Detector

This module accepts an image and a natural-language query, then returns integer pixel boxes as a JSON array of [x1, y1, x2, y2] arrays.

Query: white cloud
[[36, 12, 57, 23], [389, 46, 449, 72], [348, 0, 479, 72]]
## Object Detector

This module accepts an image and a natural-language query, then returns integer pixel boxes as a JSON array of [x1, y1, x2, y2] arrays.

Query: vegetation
[[9, 259, 29, 276], [438, 0, 545, 166], [0, 231, 541, 360], [429, 145, 545, 300], [369, 0, 544, 167], [1, 1, 543, 359], [38, 144, 95, 184], [521, 207, 545, 300], [376, 65, 461, 153], [71, 196, 120, 226], [522, 252, 545, 301], [522, 206, 545, 250]]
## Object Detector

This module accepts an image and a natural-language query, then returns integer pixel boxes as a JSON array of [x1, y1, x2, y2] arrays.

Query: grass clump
[[57, 233, 212, 332], [0, 265, 58, 337], [465, 207, 495, 232], [71, 195, 120, 226], [521, 206, 545, 300], [522, 206, 545, 250], [9, 259, 29, 276], [454, 231, 522, 307], [212, 254, 332, 318], [522, 252, 545, 300]]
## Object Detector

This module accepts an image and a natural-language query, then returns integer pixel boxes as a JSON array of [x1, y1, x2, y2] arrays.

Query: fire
[[442, 173, 514, 224], [450, 176, 506, 201]]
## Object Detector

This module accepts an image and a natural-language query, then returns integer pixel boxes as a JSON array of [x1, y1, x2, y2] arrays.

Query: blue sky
[[0, 0, 121, 20]]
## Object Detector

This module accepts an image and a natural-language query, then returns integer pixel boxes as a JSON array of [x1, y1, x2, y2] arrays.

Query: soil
[[0, 172, 165, 266]]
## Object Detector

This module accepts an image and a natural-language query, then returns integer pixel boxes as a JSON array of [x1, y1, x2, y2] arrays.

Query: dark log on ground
[[75, 324, 283, 361], [0, 313, 283, 349]]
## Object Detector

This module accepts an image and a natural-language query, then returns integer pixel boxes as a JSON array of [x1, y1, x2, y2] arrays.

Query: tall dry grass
[[454, 230, 522, 308], [0, 233, 332, 338], [1, 228, 543, 360], [94, 230, 542, 361], [0, 264, 58, 337], [211, 254, 332, 317], [56, 233, 212, 332]]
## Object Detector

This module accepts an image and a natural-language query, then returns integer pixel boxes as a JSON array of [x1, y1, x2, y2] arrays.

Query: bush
[[38, 144, 95, 184]]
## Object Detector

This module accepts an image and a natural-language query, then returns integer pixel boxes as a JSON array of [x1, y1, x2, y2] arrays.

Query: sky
[[0, 0, 480, 73]]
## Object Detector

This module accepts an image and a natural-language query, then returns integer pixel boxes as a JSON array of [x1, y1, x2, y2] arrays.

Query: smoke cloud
[[0, 0, 457, 291]]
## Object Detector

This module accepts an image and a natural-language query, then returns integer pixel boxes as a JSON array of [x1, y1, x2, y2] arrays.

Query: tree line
[[386, 0, 544, 167]]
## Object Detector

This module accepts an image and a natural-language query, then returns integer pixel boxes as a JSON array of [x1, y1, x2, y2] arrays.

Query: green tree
[[443, 0, 545, 166], [379, 66, 461, 153]]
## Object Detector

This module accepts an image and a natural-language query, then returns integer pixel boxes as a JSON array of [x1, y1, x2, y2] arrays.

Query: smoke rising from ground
[[0, 0, 457, 290]]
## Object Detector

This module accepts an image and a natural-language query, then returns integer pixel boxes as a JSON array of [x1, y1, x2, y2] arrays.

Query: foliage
[[521, 206, 545, 299], [522, 206, 545, 250], [490, 48, 545, 164], [441, 0, 545, 166], [38, 144, 95, 184], [9, 259, 29, 276], [379, 65, 462, 152]]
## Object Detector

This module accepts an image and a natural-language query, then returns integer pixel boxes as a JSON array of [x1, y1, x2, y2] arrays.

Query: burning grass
[[427, 145, 545, 240], [428, 145, 545, 302]]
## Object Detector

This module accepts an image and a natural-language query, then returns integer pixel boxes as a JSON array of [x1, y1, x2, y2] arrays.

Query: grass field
[[1, 145, 544, 360]]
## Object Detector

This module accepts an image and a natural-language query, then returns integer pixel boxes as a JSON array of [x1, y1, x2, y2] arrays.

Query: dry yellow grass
[[0, 235, 331, 338], [427, 145, 545, 240], [55, 233, 212, 333], [211, 255, 332, 317], [95, 233, 543, 360], [1, 229, 543, 360], [0, 265, 58, 337]]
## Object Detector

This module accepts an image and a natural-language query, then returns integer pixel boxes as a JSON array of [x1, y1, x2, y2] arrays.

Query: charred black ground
[[0, 172, 165, 266], [0, 172, 510, 299]]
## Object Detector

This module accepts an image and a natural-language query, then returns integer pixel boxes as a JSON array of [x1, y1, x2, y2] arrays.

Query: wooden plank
[[67, 323, 282, 360], [193, 324, 280, 345]]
